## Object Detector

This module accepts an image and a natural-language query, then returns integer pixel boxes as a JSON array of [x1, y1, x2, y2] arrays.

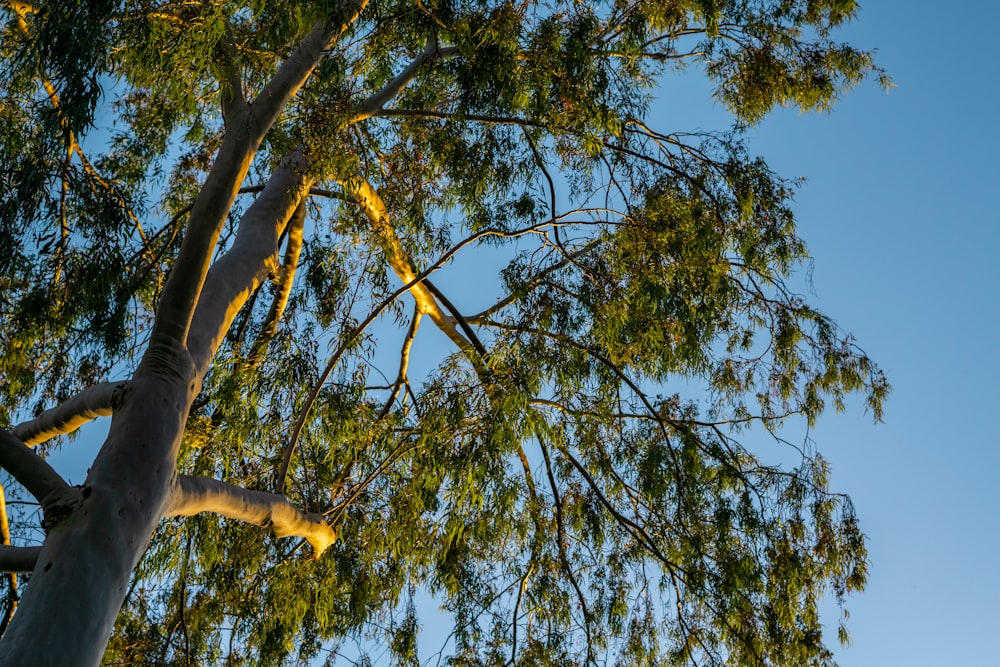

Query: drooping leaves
[[0, 1, 888, 665]]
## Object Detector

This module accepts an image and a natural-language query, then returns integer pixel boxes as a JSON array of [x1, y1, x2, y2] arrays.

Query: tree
[[0, 0, 889, 664]]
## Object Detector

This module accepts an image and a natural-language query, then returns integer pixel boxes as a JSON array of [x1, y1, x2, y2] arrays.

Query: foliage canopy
[[0, 0, 888, 665]]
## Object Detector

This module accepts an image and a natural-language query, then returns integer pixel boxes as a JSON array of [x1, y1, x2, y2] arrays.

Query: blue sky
[[39, 2, 1000, 663], [726, 2, 1000, 664]]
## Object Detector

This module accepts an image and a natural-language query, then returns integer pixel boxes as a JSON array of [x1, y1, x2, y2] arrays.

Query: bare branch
[[0, 431, 70, 505], [351, 40, 456, 122], [149, 1, 368, 356], [10, 382, 124, 447], [0, 547, 38, 575], [187, 149, 313, 376], [165, 475, 336, 558]]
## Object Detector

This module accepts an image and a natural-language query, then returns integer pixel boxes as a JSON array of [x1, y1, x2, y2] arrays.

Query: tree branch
[[0, 431, 72, 510], [0, 547, 39, 575], [337, 176, 474, 354], [10, 382, 124, 447], [164, 475, 336, 558], [245, 198, 307, 370], [187, 149, 313, 376], [350, 40, 456, 122], [149, 2, 367, 357]]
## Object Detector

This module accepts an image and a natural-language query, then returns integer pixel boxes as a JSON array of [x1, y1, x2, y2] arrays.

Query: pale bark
[[10, 382, 123, 447], [187, 149, 313, 376], [0, 431, 72, 508], [165, 475, 337, 557], [0, 372, 193, 666], [150, 1, 368, 351]]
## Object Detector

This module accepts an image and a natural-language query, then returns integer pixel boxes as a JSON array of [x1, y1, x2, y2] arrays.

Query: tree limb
[[337, 176, 475, 354], [187, 149, 313, 376], [245, 198, 307, 370], [10, 382, 124, 447], [0, 431, 72, 511], [350, 40, 456, 122], [0, 547, 39, 575], [149, 2, 367, 356], [164, 475, 336, 558]]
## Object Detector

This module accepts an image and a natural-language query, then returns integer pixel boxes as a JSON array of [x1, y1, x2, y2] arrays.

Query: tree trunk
[[0, 366, 193, 666]]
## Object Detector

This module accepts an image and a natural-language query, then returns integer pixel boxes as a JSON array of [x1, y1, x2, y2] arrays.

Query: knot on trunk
[[40, 485, 85, 531]]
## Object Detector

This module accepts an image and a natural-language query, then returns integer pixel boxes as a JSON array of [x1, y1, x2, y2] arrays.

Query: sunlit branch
[[337, 175, 475, 353], [164, 475, 336, 558], [245, 198, 307, 369], [273, 216, 588, 494], [150, 4, 367, 355], [11, 382, 124, 447], [421, 279, 488, 360]]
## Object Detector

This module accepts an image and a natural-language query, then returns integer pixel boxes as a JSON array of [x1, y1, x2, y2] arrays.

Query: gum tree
[[0, 1, 888, 665]]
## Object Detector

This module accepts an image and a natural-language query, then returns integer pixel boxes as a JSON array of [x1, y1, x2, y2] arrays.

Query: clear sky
[[721, 2, 1000, 664], [39, 2, 1000, 664]]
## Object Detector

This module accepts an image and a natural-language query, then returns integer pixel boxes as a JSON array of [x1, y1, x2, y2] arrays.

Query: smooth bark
[[0, 372, 193, 666], [0, 546, 39, 574], [187, 149, 313, 376], [0, 431, 72, 508], [11, 382, 123, 447], [150, 2, 367, 351], [165, 475, 337, 557]]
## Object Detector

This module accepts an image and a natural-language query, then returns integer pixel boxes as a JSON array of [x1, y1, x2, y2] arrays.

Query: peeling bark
[[165, 475, 337, 558]]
